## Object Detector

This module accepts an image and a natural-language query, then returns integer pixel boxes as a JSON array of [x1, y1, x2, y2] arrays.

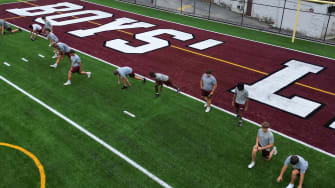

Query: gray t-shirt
[[32, 24, 42, 31], [71, 54, 81, 67], [202, 74, 217, 91], [47, 32, 59, 42], [0, 19, 10, 29], [155, 73, 169, 82], [117, 67, 132, 78], [284, 155, 308, 174], [44, 20, 52, 29], [57, 42, 71, 53], [257, 128, 274, 151], [234, 87, 249, 104]]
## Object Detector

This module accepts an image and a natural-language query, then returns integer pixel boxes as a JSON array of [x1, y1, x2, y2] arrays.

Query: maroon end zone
[[1, 0, 335, 155]]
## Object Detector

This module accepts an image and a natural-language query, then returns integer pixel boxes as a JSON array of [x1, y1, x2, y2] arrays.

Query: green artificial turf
[[1, 0, 335, 187], [0, 23, 334, 188]]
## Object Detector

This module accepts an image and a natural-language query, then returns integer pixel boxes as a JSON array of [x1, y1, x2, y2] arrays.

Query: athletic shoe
[[31, 38, 35, 41], [204, 103, 207, 108], [238, 120, 242, 127], [18, 29, 22, 32], [87, 72, 91, 78], [143, 78, 146, 83], [52, 54, 58, 59], [205, 107, 211, 112], [177, 88, 181, 94], [236, 114, 240, 119], [286, 183, 294, 188], [273, 146, 278, 155], [49, 44, 52, 47], [64, 81, 71, 86], [50, 63, 57, 68], [121, 86, 128, 89], [248, 162, 255, 169], [155, 93, 159, 98]]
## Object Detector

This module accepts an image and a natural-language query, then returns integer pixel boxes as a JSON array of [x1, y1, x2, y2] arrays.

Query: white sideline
[[0, 75, 173, 188], [8, 23, 335, 159]]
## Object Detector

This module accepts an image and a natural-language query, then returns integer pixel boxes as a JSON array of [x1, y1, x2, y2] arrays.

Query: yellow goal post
[[292, 0, 335, 43]]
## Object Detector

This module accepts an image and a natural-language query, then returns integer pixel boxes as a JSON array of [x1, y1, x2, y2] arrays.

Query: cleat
[[64, 81, 71, 86], [286, 184, 294, 188], [238, 120, 242, 127], [273, 146, 278, 155], [204, 103, 207, 108], [143, 78, 146, 83], [52, 54, 58, 59], [205, 106, 211, 112], [50, 63, 57, 68], [121, 86, 128, 89], [248, 162, 255, 169], [87, 72, 91, 78], [18, 28, 22, 32], [155, 93, 159, 98]]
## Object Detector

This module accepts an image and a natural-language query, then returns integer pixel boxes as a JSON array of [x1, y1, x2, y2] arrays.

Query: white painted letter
[[35, 10, 113, 26], [68, 17, 155, 37], [105, 29, 194, 54], [232, 60, 324, 118], [6, 2, 83, 16]]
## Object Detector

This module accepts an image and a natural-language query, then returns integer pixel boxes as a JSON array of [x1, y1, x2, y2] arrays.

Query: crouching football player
[[29, 24, 42, 41], [113, 66, 145, 89], [149, 72, 180, 97], [277, 155, 308, 188], [248, 122, 277, 169], [64, 50, 91, 86], [45, 29, 59, 58], [0, 19, 21, 35], [50, 42, 71, 68]]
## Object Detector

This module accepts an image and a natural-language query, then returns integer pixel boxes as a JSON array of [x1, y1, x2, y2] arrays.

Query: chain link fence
[[118, 0, 335, 45]]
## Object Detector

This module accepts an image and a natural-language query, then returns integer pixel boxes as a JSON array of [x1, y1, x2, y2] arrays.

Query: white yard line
[[8, 23, 335, 159], [0, 75, 173, 188]]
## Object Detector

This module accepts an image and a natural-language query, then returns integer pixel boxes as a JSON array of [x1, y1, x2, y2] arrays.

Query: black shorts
[[259, 144, 270, 159]]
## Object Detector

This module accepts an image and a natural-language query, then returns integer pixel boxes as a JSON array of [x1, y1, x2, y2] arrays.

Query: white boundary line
[[0, 75, 173, 188], [82, 0, 335, 61]]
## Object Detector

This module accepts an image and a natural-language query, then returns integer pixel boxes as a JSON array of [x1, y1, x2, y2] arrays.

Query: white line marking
[[4, 62, 10, 66], [330, 121, 335, 129], [0, 75, 172, 188], [123, 110, 136, 118], [21, 58, 28, 62], [38, 54, 45, 58], [7, 24, 335, 159], [188, 39, 223, 50], [82, 0, 335, 61]]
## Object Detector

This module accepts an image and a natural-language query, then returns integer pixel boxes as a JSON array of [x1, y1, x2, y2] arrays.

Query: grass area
[[86, 0, 335, 59], [0, 17, 335, 188]]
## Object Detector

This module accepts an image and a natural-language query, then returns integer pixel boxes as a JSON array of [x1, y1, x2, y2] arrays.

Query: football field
[[0, 0, 335, 187]]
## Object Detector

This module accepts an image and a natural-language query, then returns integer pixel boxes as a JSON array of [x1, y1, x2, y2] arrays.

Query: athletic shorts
[[6, 27, 12, 32], [158, 79, 173, 87], [259, 144, 270, 159], [71, 66, 80, 73], [235, 102, 245, 110], [201, 89, 212, 98], [128, 72, 135, 78]]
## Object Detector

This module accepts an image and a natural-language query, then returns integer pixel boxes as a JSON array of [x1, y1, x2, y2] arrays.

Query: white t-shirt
[[32, 24, 42, 31]]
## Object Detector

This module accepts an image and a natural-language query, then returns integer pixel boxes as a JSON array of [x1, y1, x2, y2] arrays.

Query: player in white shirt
[[149, 72, 180, 97], [64, 50, 91, 86], [28, 24, 42, 41]]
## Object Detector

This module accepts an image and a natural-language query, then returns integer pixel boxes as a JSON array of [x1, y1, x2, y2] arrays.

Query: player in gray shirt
[[248, 122, 277, 169], [277, 155, 308, 188], [113, 66, 145, 89], [0, 19, 21, 35], [50, 42, 71, 68], [232, 82, 249, 126], [45, 28, 59, 58], [64, 50, 91, 86], [200, 69, 217, 112], [42, 16, 53, 33], [149, 72, 180, 97]]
